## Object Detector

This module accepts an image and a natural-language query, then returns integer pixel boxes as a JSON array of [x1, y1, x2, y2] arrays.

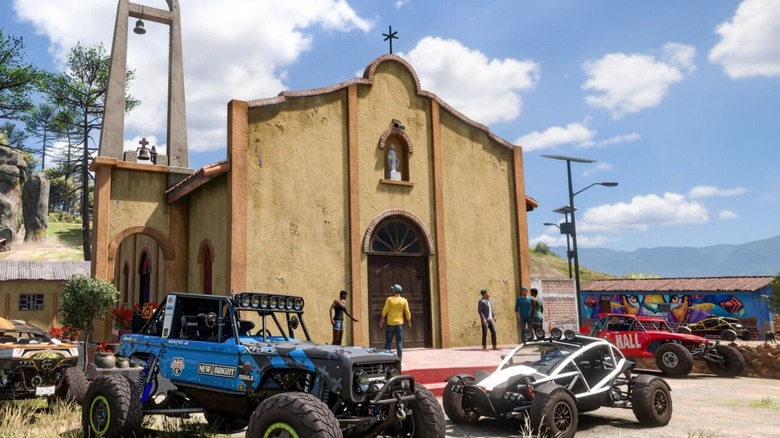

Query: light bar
[[234, 292, 305, 312]]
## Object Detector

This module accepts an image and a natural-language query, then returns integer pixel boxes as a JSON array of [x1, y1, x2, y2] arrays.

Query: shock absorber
[[137, 354, 158, 403]]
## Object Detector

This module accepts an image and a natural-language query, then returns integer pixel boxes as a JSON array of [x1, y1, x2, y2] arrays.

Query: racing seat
[[181, 315, 201, 340], [237, 319, 255, 337]]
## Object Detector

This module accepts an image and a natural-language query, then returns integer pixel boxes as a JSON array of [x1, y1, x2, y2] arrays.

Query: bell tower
[[99, 0, 188, 167]]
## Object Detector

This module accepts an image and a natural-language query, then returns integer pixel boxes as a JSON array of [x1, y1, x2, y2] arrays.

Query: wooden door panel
[[368, 255, 430, 349]]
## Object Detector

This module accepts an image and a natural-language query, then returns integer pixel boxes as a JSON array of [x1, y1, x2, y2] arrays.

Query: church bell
[[137, 145, 151, 161], [133, 19, 146, 35]]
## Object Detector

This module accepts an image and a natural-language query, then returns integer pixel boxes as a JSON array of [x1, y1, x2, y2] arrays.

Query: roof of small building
[[582, 276, 773, 293], [0, 261, 90, 281]]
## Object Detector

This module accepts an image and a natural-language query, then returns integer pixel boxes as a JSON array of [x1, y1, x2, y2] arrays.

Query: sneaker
[[492, 346, 499, 350], [482, 346, 487, 351]]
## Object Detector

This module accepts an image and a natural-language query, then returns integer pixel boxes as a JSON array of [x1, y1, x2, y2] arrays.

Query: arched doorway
[[367, 217, 432, 349]]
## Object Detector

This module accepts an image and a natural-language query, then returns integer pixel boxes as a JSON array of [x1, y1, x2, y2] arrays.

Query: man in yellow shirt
[[379, 284, 412, 360]]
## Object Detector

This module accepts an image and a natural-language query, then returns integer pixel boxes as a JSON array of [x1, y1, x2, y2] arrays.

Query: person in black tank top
[[330, 290, 358, 345]]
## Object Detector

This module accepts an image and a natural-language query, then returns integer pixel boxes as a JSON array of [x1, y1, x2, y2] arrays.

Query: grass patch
[[749, 396, 778, 409], [47, 222, 83, 247], [686, 429, 721, 438]]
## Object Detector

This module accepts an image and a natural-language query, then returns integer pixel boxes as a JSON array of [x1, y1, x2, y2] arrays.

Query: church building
[[90, 0, 537, 348]]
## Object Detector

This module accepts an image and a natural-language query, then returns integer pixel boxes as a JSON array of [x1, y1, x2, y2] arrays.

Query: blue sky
[[3, 0, 779, 252]]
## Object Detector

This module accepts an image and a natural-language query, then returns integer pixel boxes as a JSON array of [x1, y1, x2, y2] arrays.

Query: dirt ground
[[444, 371, 780, 438]]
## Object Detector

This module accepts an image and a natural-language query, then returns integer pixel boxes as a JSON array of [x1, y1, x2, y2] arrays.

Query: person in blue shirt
[[531, 288, 544, 339], [514, 287, 533, 342]]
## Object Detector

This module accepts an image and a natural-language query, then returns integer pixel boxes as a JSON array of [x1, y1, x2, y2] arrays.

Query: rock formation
[[22, 172, 50, 242], [0, 145, 28, 246]]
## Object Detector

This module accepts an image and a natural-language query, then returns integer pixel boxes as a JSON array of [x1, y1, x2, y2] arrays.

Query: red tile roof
[[582, 277, 773, 293]]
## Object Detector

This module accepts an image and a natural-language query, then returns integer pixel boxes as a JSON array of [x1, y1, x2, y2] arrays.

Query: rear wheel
[[740, 331, 752, 341], [530, 388, 578, 438], [442, 376, 479, 425], [631, 376, 672, 426], [54, 366, 88, 406], [654, 343, 694, 377], [706, 345, 745, 378], [720, 329, 737, 342], [82, 375, 143, 438], [246, 392, 341, 438], [406, 383, 445, 437]]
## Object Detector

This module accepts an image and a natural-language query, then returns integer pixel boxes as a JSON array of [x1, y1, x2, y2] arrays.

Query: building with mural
[[581, 276, 774, 340]]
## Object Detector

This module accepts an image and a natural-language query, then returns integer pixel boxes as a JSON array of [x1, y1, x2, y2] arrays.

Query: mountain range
[[550, 234, 780, 278]]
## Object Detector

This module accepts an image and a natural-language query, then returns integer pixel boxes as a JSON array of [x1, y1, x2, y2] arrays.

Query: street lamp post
[[542, 154, 618, 327]]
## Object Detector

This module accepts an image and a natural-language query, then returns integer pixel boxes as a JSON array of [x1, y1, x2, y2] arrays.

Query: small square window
[[19, 294, 45, 311]]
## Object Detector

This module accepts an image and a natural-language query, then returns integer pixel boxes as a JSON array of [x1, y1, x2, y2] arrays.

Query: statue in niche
[[386, 144, 401, 180]]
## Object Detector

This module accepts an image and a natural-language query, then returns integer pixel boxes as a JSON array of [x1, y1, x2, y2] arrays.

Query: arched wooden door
[[367, 218, 431, 349]]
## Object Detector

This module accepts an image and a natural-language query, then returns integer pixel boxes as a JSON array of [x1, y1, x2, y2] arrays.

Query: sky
[[2, 0, 779, 253]]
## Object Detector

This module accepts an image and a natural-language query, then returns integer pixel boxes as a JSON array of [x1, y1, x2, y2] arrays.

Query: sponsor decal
[[171, 357, 185, 376], [615, 333, 641, 349], [31, 351, 63, 360], [197, 362, 237, 378]]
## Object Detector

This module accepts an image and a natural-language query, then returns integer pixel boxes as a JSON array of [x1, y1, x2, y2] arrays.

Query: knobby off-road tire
[[741, 331, 752, 341], [246, 392, 341, 438], [706, 345, 746, 378], [631, 376, 673, 426], [720, 329, 737, 342], [529, 388, 578, 438], [442, 376, 480, 425], [204, 412, 249, 434], [406, 383, 446, 438], [82, 375, 143, 438], [654, 343, 694, 377], [53, 366, 88, 405]]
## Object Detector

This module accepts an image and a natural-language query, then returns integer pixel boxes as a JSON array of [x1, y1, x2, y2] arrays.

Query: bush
[[48, 210, 79, 223]]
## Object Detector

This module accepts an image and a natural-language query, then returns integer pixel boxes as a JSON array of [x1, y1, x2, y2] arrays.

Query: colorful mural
[[582, 292, 757, 324]]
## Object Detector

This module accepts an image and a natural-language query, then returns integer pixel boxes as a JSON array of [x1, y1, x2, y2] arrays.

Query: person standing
[[530, 288, 544, 339], [379, 284, 411, 360], [330, 290, 358, 346], [478, 289, 498, 351], [514, 287, 533, 342]]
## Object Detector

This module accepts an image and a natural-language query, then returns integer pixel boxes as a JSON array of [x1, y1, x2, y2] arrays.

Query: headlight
[[251, 295, 261, 308], [551, 327, 563, 339], [354, 370, 370, 393], [564, 329, 576, 341], [240, 294, 251, 308], [269, 296, 278, 309], [286, 297, 295, 310], [293, 297, 304, 311], [386, 367, 401, 380], [260, 296, 270, 309]]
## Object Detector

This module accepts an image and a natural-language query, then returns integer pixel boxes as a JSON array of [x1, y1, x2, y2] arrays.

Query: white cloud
[[401, 37, 540, 125], [582, 43, 696, 118], [395, 0, 411, 9], [530, 232, 614, 249], [579, 192, 709, 232], [596, 132, 641, 147], [516, 123, 595, 151], [688, 185, 748, 199], [12, 0, 372, 154], [709, 0, 780, 78], [581, 162, 614, 178], [718, 209, 739, 220]]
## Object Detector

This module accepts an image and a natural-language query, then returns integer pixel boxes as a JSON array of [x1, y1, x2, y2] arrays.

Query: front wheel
[[530, 388, 578, 438], [720, 329, 737, 342], [654, 343, 694, 377], [82, 375, 143, 438], [706, 345, 745, 378], [631, 376, 672, 426], [407, 383, 446, 438], [246, 392, 341, 438], [442, 377, 479, 425]]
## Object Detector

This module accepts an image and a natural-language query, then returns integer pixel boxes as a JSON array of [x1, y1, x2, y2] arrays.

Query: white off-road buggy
[[443, 328, 673, 438]]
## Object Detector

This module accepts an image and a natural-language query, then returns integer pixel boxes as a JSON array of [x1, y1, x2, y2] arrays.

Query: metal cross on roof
[[138, 137, 149, 148], [382, 26, 398, 54]]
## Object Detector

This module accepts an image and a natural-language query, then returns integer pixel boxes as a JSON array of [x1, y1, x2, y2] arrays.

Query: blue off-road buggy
[[82, 292, 444, 437]]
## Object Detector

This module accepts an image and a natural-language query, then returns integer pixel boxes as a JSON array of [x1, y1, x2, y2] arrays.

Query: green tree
[[0, 121, 31, 151], [45, 165, 79, 214], [533, 241, 559, 257], [22, 102, 61, 170], [766, 271, 780, 314], [0, 29, 39, 121], [60, 274, 119, 371], [40, 42, 139, 261]]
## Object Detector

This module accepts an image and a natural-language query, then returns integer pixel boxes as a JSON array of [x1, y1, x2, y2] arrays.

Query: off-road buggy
[[82, 292, 445, 437], [443, 328, 673, 438], [680, 315, 752, 341], [0, 317, 87, 404], [585, 313, 745, 377]]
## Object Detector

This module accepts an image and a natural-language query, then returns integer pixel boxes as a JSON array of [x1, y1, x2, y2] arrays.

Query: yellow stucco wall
[[439, 111, 520, 347], [245, 90, 351, 343], [0, 280, 67, 331], [109, 169, 171, 238], [188, 174, 229, 294]]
